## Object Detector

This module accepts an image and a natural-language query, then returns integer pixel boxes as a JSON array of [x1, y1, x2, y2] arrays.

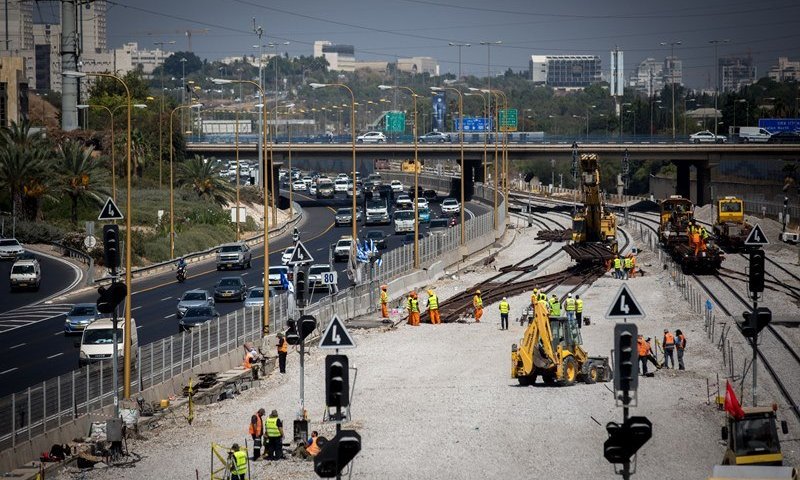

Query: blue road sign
[[454, 117, 492, 132]]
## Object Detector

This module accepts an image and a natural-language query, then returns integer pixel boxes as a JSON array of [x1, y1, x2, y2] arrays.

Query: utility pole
[[661, 41, 682, 142], [449, 42, 471, 81], [61, 0, 80, 131], [709, 39, 730, 136]]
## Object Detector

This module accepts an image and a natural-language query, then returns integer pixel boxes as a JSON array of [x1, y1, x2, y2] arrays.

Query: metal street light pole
[[77, 104, 115, 200], [169, 103, 202, 258], [432, 86, 465, 244], [448, 42, 471, 81], [709, 39, 730, 136], [661, 41, 682, 142], [465, 91, 492, 228]]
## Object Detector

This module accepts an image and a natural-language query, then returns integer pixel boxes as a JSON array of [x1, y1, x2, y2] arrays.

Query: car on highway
[[336, 173, 349, 180], [402, 231, 426, 245], [396, 194, 413, 210], [78, 317, 138, 367], [308, 263, 333, 292], [316, 180, 335, 198], [441, 198, 461, 214], [281, 246, 295, 265], [333, 237, 353, 262], [302, 176, 313, 188], [213, 276, 247, 302], [365, 230, 388, 250], [178, 306, 220, 332], [292, 180, 307, 192], [367, 173, 382, 186], [365, 198, 390, 225], [423, 189, 438, 202], [64, 303, 102, 334], [356, 131, 387, 143], [268, 266, 291, 289], [346, 183, 363, 199], [416, 198, 429, 209], [0, 238, 24, 260], [418, 131, 450, 143], [308, 183, 317, 195], [408, 185, 425, 199], [390, 180, 404, 192], [418, 206, 431, 223], [767, 131, 800, 144], [335, 207, 362, 226], [394, 210, 415, 234], [216, 242, 252, 270], [334, 178, 349, 193], [244, 286, 275, 308], [9, 258, 41, 291], [428, 218, 451, 236], [689, 130, 727, 143], [177, 289, 215, 318]]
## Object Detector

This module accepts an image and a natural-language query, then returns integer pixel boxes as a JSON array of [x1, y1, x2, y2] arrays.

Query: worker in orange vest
[[380, 285, 389, 318], [277, 332, 288, 374], [248, 408, 265, 460], [473, 290, 483, 323], [676, 329, 687, 370], [426, 289, 441, 324], [293, 430, 321, 460], [637, 335, 650, 375], [662, 329, 676, 369], [407, 291, 420, 326]]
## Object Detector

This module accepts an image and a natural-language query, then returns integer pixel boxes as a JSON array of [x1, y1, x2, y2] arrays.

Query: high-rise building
[[629, 58, 664, 96], [397, 57, 438, 76], [1, 1, 33, 53], [0, 56, 29, 127], [529, 55, 601, 90], [32, 23, 61, 91], [664, 56, 682, 86], [720, 55, 756, 93], [314, 41, 355, 72], [768, 57, 799, 82], [114, 42, 174, 76], [78, 0, 107, 54]]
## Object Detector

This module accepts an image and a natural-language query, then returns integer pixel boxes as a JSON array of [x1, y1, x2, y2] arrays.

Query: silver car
[[244, 287, 277, 308], [177, 289, 215, 318], [64, 303, 101, 334], [0, 238, 24, 260]]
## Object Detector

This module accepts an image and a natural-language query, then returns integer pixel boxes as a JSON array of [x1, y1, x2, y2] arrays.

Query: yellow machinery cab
[[722, 406, 788, 466]]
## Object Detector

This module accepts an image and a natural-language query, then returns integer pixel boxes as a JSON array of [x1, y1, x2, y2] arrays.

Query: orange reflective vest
[[249, 414, 263, 436], [664, 332, 675, 348], [307, 437, 320, 456], [278, 337, 288, 353], [637, 338, 648, 357], [380, 290, 388, 304], [244, 352, 253, 369], [677, 334, 686, 350]]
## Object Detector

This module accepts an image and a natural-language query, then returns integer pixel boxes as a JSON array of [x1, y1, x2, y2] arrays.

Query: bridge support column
[[694, 160, 712, 206], [675, 161, 691, 200]]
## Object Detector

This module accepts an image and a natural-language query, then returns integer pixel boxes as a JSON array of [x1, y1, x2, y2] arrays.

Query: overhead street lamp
[[483, 88, 509, 221], [169, 103, 203, 259], [709, 39, 730, 136], [432, 86, 466, 245], [465, 91, 492, 228], [213, 77, 272, 335], [660, 41, 682, 141], [64, 70, 134, 400], [448, 42, 471, 81], [380, 84, 421, 267], [683, 98, 696, 137]]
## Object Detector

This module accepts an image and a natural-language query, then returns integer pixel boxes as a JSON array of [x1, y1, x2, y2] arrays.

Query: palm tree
[[176, 155, 235, 206], [0, 121, 51, 221], [56, 140, 109, 224]]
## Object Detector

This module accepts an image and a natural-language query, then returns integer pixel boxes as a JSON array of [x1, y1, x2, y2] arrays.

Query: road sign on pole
[[499, 108, 518, 132], [605, 284, 646, 320], [320, 315, 356, 349], [321, 271, 338, 285], [385, 111, 406, 133], [98, 197, 124, 221], [744, 224, 769, 246], [288, 240, 314, 266]]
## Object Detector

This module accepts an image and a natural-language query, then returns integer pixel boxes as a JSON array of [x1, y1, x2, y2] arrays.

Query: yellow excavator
[[511, 300, 610, 386], [566, 153, 618, 263]]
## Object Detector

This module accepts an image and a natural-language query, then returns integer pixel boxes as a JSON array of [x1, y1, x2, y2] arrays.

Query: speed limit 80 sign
[[321, 271, 338, 285]]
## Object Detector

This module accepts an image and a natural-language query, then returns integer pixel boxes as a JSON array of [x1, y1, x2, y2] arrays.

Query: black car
[[768, 131, 800, 144], [408, 186, 425, 199], [213, 276, 248, 302], [423, 189, 437, 202], [178, 306, 220, 332], [365, 230, 388, 250], [402, 231, 426, 245]]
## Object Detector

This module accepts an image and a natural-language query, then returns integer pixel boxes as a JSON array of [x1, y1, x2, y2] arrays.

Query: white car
[[416, 198, 429, 209], [441, 198, 461, 214], [302, 176, 313, 187], [356, 131, 387, 144], [281, 247, 295, 265], [390, 180, 404, 193], [0, 238, 24, 260], [334, 178, 349, 192], [292, 180, 307, 192], [689, 130, 727, 144], [396, 194, 413, 210], [309, 183, 317, 195], [336, 173, 349, 180]]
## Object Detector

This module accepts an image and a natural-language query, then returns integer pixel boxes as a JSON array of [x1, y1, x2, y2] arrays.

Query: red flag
[[724, 381, 745, 420]]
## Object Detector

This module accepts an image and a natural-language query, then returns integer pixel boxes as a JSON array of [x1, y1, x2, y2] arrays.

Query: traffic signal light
[[603, 416, 652, 464], [103, 225, 120, 269], [325, 354, 350, 408], [313, 429, 361, 478], [613, 323, 638, 394], [299, 315, 317, 342], [739, 307, 772, 338], [295, 269, 308, 306], [749, 250, 765, 294], [285, 319, 300, 345], [97, 282, 127, 314]]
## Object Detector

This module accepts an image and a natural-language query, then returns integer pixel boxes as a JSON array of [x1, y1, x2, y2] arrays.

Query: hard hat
[[381, 284, 387, 290], [270, 409, 278, 416], [476, 289, 481, 294], [664, 329, 669, 333], [231, 443, 240, 451], [502, 297, 507, 300], [427, 289, 434, 295], [567, 293, 572, 297]]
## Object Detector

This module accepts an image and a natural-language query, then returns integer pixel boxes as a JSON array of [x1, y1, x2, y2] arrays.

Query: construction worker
[[229, 444, 248, 480], [277, 332, 288, 374], [265, 409, 284, 460], [538, 291, 550, 315], [407, 291, 420, 326], [427, 289, 441, 324], [637, 335, 649, 375], [662, 329, 676, 369], [613, 255, 622, 279], [293, 431, 321, 460], [530, 288, 539, 308], [629, 253, 638, 278], [249, 408, 266, 460], [498, 297, 510, 330], [549, 294, 562, 317], [575, 294, 584, 328], [564, 293, 576, 326], [473, 290, 483, 323], [380, 285, 389, 318], [699, 226, 709, 252], [623, 255, 633, 280], [676, 329, 687, 370]]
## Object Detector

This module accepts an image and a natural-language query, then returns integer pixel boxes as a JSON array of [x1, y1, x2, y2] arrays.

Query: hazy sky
[[49, 0, 800, 88]]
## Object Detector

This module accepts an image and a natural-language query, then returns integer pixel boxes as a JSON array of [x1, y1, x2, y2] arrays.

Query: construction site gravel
[[54, 217, 799, 479]]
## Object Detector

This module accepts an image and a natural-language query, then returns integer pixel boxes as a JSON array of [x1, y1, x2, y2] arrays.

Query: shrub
[[11, 221, 67, 244]]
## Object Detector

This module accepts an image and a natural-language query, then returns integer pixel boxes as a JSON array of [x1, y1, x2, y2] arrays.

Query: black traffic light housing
[[749, 249, 765, 294], [313, 429, 361, 478], [325, 354, 350, 408], [295, 268, 309, 307], [97, 282, 127, 314], [103, 225, 121, 270], [739, 307, 772, 338], [285, 319, 300, 345], [603, 416, 652, 464], [299, 315, 317, 342], [613, 323, 639, 395]]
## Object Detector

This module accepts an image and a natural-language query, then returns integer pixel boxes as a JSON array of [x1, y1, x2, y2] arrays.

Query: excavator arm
[[512, 302, 558, 378]]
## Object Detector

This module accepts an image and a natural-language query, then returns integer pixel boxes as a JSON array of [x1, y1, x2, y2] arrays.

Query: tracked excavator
[[511, 300, 610, 386], [564, 153, 618, 263]]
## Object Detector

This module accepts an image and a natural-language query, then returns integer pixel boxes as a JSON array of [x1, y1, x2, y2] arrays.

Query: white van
[[730, 126, 772, 143], [78, 317, 138, 368], [394, 210, 415, 234]]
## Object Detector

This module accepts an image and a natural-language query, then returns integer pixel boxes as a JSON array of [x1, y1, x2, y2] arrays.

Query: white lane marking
[[0, 368, 19, 375], [241, 272, 249, 276], [53, 331, 63, 336], [164, 314, 176, 319], [10, 343, 26, 349], [131, 306, 142, 311], [137, 325, 144, 329], [160, 297, 172, 301], [46, 353, 63, 360]]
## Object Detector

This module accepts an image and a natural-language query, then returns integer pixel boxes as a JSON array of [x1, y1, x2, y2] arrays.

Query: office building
[[0, 56, 29, 127], [397, 57, 438, 76], [314, 41, 355, 72], [114, 42, 174, 76], [1, 1, 33, 53], [630, 58, 664, 96], [720, 55, 756, 93], [768, 57, 799, 82], [664, 56, 682, 86], [529, 55, 601, 90], [78, 1, 107, 54]]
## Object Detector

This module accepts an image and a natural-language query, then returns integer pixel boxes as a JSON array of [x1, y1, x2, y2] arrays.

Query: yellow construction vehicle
[[565, 153, 618, 263], [659, 196, 725, 272], [401, 159, 422, 173], [721, 405, 789, 466], [511, 300, 610, 386], [713, 196, 754, 251]]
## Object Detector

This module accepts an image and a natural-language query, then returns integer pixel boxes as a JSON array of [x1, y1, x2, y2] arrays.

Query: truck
[[365, 198, 390, 225], [758, 118, 800, 134], [511, 300, 610, 386], [721, 406, 789, 467], [729, 126, 772, 143], [393, 209, 415, 234], [713, 196, 754, 251]]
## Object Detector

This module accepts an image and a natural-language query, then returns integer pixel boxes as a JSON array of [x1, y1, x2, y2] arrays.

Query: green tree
[[177, 155, 234, 206], [0, 121, 53, 221], [55, 140, 109, 225], [163, 52, 203, 78], [88, 70, 150, 100]]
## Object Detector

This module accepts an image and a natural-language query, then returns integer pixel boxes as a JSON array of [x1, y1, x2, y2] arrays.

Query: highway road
[[0, 188, 488, 397]]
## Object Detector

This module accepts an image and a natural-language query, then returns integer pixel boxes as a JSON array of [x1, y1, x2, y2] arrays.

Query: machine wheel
[[584, 365, 598, 384], [517, 374, 536, 386], [558, 357, 578, 387]]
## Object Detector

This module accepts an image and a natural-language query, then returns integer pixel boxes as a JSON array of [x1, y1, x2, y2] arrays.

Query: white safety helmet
[[567, 293, 572, 297]]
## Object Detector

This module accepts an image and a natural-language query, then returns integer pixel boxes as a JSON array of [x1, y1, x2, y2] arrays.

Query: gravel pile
[[53, 216, 796, 479]]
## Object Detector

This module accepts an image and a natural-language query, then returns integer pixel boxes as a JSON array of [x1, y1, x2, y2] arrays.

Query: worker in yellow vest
[[613, 255, 622, 279], [498, 297, 510, 330], [575, 295, 584, 328], [265, 410, 284, 460], [380, 285, 389, 318], [473, 290, 483, 323], [623, 255, 633, 280], [229, 443, 248, 480], [530, 288, 539, 308], [564, 292, 576, 326], [407, 291, 420, 326], [549, 294, 562, 317], [427, 289, 441, 324]]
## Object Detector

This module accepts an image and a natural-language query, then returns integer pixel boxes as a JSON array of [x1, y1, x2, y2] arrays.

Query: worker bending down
[[473, 290, 483, 323], [426, 289, 441, 324], [229, 444, 248, 480], [688, 222, 709, 256], [407, 291, 420, 326], [380, 285, 389, 319]]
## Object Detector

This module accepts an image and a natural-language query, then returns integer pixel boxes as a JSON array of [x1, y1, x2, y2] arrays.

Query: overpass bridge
[[186, 139, 799, 206]]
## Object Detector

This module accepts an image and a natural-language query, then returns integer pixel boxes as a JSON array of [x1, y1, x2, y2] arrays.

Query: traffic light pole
[[751, 288, 758, 407], [336, 348, 342, 480], [111, 270, 120, 421]]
